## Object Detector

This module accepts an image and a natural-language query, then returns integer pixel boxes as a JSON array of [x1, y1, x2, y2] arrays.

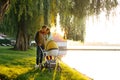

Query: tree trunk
[[14, 15, 28, 51], [43, 0, 49, 25], [0, 0, 9, 21], [14, 28, 28, 51]]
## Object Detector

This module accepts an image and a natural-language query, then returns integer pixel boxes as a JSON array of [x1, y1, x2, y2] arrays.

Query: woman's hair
[[46, 27, 50, 30], [46, 28, 50, 34]]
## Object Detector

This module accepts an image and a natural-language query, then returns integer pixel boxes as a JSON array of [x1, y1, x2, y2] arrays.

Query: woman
[[45, 28, 59, 60], [45, 28, 53, 41]]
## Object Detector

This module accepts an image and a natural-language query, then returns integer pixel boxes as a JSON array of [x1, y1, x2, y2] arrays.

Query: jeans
[[36, 46, 44, 65]]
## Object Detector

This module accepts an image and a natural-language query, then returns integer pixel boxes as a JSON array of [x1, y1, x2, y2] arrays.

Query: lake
[[61, 46, 120, 80]]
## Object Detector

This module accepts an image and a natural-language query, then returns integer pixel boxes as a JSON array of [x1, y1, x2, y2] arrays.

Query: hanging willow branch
[[0, 0, 119, 43]]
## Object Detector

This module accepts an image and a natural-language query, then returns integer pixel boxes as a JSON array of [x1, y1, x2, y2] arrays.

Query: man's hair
[[42, 25, 47, 29]]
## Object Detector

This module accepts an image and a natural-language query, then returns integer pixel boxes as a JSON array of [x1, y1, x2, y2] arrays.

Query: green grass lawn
[[0, 46, 92, 80]]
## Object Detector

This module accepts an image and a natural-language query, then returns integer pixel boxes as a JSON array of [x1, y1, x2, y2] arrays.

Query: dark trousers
[[36, 46, 44, 65]]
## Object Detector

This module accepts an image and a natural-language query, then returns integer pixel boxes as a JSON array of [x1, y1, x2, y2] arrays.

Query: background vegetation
[[0, 0, 118, 50]]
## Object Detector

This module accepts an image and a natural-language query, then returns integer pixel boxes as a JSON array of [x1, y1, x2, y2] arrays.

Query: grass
[[0, 46, 92, 80]]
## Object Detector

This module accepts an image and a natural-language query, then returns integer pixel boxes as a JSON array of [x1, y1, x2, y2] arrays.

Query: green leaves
[[0, 0, 119, 42]]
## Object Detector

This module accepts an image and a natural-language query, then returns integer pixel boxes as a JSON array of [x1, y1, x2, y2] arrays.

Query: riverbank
[[0, 46, 92, 80]]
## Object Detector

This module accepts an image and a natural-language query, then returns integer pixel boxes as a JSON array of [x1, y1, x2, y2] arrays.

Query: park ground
[[0, 46, 92, 80]]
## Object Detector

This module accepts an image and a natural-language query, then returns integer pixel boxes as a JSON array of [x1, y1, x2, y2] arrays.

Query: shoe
[[35, 64, 39, 69], [39, 63, 43, 70]]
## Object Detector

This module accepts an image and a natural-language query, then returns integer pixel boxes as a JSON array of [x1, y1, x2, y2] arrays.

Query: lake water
[[61, 47, 120, 80]]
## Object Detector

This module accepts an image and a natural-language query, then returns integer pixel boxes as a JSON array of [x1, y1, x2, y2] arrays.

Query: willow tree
[[58, 0, 73, 40], [11, 0, 47, 50], [58, 0, 118, 42], [2, 0, 45, 51], [0, 0, 118, 50], [43, 0, 58, 27], [0, 0, 9, 21], [49, 0, 58, 27], [0, 0, 59, 50]]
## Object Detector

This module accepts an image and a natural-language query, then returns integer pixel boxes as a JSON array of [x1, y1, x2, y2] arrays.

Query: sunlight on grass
[[0, 46, 91, 80], [0, 65, 31, 79], [0, 46, 35, 79], [60, 62, 92, 80]]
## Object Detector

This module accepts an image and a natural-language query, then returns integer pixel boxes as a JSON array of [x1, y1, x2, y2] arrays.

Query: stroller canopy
[[45, 40, 58, 51]]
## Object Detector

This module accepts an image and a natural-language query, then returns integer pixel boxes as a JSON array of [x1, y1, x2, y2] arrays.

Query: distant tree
[[58, 0, 118, 42], [0, 0, 118, 50]]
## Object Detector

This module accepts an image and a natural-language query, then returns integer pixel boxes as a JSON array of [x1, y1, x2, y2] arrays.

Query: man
[[35, 25, 47, 69]]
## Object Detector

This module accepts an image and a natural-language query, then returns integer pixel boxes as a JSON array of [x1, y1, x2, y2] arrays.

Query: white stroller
[[41, 40, 61, 72]]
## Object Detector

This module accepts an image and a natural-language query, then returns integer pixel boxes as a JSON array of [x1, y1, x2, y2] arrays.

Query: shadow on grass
[[0, 73, 9, 80], [14, 68, 61, 80]]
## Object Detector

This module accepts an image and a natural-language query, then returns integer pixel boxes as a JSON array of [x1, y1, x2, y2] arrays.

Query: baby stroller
[[42, 40, 61, 72]]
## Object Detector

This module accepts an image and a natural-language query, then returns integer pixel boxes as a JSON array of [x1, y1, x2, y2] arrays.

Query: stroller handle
[[39, 46, 47, 57]]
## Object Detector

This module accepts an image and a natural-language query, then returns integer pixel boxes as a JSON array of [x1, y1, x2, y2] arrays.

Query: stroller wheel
[[48, 62, 52, 72], [44, 62, 47, 68]]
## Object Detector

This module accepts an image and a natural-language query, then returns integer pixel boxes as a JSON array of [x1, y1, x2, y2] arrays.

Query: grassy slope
[[0, 46, 92, 80]]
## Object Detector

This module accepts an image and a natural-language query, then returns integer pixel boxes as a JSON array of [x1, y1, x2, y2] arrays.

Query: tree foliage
[[0, 0, 44, 50], [58, 0, 118, 41], [0, 0, 118, 50]]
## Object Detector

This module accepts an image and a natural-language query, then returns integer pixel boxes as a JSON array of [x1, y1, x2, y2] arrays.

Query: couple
[[34, 25, 52, 69]]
